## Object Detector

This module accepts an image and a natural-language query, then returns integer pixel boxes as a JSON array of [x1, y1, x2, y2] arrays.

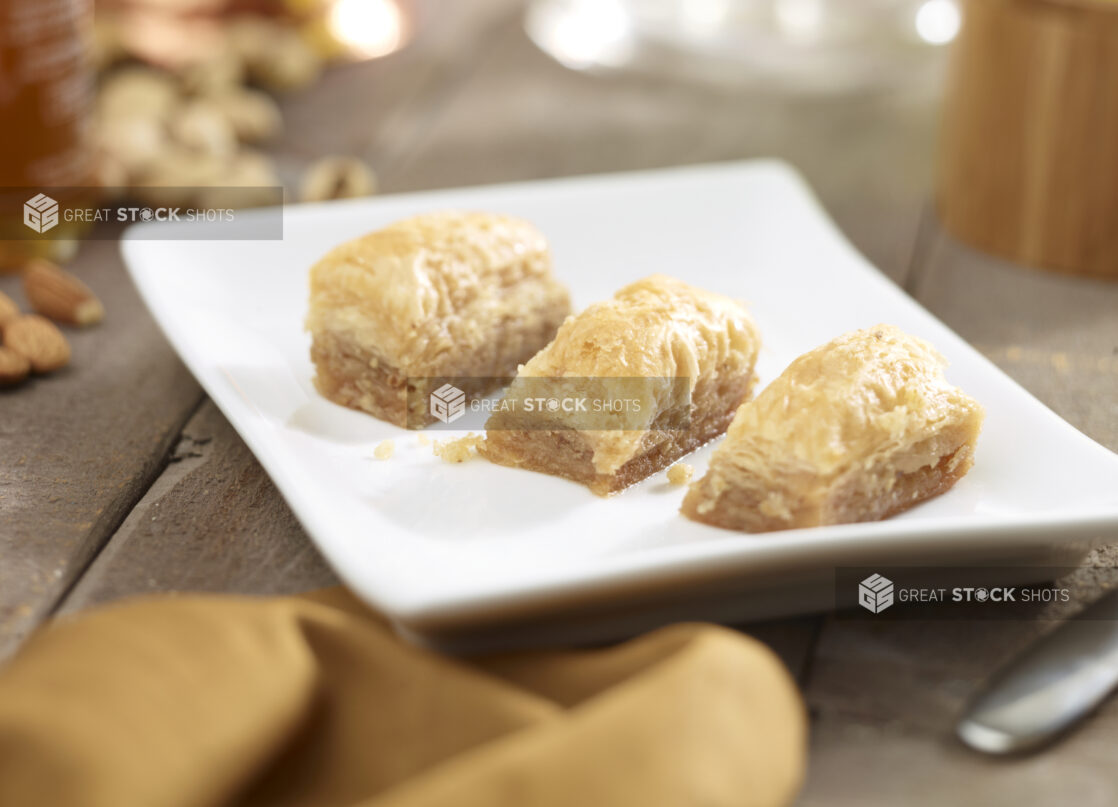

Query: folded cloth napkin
[[0, 588, 806, 807]]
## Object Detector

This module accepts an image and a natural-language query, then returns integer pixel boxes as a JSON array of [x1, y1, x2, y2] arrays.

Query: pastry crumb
[[433, 433, 483, 463], [416, 433, 432, 447], [666, 463, 694, 486], [373, 439, 395, 460]]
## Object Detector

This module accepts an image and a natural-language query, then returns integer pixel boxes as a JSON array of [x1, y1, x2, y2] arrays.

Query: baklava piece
[[481, 275, 761, 495], [682, 324, 984, 532], [306, 212, 570, 427]]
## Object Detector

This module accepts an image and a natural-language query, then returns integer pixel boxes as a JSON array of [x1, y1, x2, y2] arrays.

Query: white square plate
[[123, 162, 1118, 646]]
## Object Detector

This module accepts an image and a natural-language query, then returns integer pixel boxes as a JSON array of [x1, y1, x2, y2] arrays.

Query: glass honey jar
[[0, 0, 95, 271]]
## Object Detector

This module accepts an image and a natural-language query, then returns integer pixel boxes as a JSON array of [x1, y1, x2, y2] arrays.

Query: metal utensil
[[957, 587, 1118, 754]]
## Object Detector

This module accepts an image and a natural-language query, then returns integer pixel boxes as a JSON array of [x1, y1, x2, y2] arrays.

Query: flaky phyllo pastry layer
[[305, 211, 571, 426], [682, 324, 984, 532], [482, 274, 762, 494]]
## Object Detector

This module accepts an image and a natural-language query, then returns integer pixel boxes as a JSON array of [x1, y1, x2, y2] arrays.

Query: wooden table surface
[[3, 2, 1118, 803]]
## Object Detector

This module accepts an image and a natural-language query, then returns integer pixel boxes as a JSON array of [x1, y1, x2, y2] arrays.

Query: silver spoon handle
[[958, 589, 1118, 754]]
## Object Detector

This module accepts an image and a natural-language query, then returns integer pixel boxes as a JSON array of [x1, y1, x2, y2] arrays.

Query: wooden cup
[[937, 0, 1118, 279]]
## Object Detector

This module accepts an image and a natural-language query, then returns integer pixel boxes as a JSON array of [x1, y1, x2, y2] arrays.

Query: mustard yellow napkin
[[0, 588, 806, 807]]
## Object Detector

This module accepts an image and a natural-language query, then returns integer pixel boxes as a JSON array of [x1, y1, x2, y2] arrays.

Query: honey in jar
[[0, 0, 94, 271]]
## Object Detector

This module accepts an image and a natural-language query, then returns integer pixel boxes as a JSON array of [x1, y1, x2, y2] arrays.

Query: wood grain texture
[[0, 234, 203, 660], [59, 400, 337, 614], [801, 706, 1118, 807]]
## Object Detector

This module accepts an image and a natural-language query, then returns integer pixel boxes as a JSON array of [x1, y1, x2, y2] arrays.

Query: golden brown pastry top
[[306, 211, 564, 374], [719, 324, 983, 476], [521, 274, 760, 384], [510, 275, 761, 475]]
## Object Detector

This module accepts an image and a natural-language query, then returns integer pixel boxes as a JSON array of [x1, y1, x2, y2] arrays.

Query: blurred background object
[[938, 0, 1118, 279], [91, 0, 410, 209], [0, 0, 95, 268], [525, 0, 960, 92], [95, 0, 415, 70]]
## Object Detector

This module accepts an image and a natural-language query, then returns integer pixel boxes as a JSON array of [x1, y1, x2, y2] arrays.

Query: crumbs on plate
[[433, 433, 483, 463]]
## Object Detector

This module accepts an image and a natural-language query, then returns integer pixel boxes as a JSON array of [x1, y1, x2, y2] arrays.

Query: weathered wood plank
[[800, 704, 1118, 807], [800, 214, 1118, 804], [60, 400, 336, 613], [0, 234, 204, 660]]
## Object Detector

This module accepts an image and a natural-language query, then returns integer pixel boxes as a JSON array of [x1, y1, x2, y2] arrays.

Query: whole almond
[[23, 260, 104, 326], [3, 314, 70, 373], [0, 346, 30, 386], [0, 290, 19, 325]]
